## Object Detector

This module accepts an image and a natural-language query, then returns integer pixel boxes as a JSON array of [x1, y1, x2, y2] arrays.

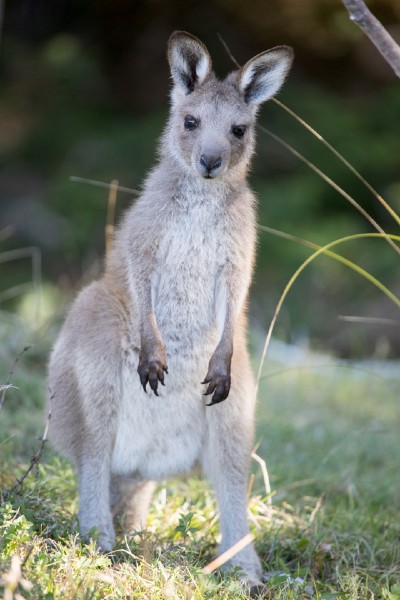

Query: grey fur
[[48, 31, 293, 587]]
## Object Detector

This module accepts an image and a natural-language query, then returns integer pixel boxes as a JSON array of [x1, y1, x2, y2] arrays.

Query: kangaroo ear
[[168, 31, 212, 94], [239, 46, 294, 105]]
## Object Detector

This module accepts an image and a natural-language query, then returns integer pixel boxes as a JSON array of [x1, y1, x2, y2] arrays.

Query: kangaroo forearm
[[139, 311, 163, 353], [128, 268, 167, 395]]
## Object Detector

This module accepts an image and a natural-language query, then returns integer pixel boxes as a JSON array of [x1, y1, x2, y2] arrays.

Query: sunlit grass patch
[[1, 318, 399, 598]]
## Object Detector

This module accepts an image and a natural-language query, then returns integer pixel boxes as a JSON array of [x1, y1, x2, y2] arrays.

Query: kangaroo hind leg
[[111, 475, 156, 534]]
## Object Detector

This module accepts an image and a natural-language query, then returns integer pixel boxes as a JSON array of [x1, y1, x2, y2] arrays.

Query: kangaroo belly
[[111, 356, 208, 479]]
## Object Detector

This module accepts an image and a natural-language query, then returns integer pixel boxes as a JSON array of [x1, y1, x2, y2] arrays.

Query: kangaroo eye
[[232, 125, 247, 138], [184, 115, 199, 130]]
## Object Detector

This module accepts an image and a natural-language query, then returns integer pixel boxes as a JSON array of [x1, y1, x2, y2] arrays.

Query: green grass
[[1, 314, 399, 599]]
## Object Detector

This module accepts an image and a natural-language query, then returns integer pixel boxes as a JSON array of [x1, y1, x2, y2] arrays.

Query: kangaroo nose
[[200, 154, 222, 174]]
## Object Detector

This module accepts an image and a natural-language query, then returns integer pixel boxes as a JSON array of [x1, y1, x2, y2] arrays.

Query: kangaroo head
[[166, 31, 293, 180]]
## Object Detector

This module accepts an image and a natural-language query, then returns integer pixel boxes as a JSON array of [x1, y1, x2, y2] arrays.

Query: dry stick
[[0, 346, 31, 412], [202, 533, 255, 574], [106, 180, 119, 254], [341, 0, 400, 78], [0, 385, 17, 393], [4, 394, 52, 499], [218, 34, 400, 250]]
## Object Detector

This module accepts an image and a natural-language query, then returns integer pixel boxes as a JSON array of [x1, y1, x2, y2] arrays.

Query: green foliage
[[0, 504, 33, 555], [174, 512, 201, 541]]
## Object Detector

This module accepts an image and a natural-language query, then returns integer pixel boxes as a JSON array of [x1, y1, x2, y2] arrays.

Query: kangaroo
[[48, 31, 293, 591]]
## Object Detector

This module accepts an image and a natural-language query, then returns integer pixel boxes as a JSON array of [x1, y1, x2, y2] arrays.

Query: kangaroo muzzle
[[198, 153, 223, 178]]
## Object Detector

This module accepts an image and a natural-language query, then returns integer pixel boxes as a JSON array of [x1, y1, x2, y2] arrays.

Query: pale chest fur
[[151, 195, 226, 351], [112, 195, 231, 478], [112, 187, 252, 480]]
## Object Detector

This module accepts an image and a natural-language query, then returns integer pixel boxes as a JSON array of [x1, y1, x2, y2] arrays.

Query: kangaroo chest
[[151, 202, 225, 345]]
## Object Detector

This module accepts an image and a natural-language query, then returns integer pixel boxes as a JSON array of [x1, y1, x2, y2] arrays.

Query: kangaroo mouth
[[201, 170, 221, 180]]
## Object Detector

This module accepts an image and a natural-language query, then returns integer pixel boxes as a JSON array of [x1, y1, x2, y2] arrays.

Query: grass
[[1, 313, 399, 599]]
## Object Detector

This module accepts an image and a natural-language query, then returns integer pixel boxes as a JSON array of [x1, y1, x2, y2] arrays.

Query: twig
[[341, 0, 400, 78], [3, 394, 52, 499], [0, 346, 31, 412], [0, 385, 18, 393]]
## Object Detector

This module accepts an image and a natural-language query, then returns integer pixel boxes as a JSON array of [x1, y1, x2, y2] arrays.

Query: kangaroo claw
[[137, 358, 168, 397]]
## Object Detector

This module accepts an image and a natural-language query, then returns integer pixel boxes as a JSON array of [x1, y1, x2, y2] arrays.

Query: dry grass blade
[[217, 33, 241, 69], [258, 126, 400, 256], [251, 452, 272, 517], [255, 230, 400, 395], [69, 175, 140, 196], [260, 362, 389, 382], [259, 226, 400, 307], [338, 315, 400, 326], [202, 533, 255, 574], [271, 98, 400, 227], [106, 180, 118, 254]]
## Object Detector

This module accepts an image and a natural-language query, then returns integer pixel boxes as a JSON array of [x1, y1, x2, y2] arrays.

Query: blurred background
[[1, 0, 400, 358]]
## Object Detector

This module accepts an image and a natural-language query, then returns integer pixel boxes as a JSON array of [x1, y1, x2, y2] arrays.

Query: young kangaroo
[[48, 31, 293, 589]]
